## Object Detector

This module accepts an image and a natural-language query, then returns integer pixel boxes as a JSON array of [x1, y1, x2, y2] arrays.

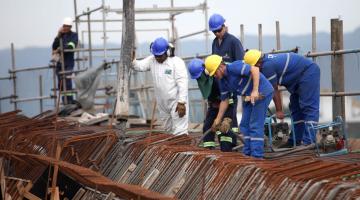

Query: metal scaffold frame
[[0, 1, 359, 125]]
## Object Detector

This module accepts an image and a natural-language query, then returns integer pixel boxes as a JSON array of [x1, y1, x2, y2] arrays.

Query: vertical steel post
[[312, 16, 317, 62], [87, 8, 93, 67], [276, 21, 281, 50], [258, 24, 262, 51], [59, 38, 68, 105], [10, 43, 17, 110], [39, 75, 43, 113], [240, 24, 244, 45]]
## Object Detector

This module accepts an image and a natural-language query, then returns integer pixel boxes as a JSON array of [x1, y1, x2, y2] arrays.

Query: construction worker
[[132, 37, 188, 135], [52, 17, 78, 104], [204, 55, 274, 158], [209, 13, 244, 136], [244, 50, 320, 147], [188, 58, 237, 151]]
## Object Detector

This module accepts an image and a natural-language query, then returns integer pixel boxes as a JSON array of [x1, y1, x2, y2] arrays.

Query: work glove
[[220, 118, 232, 133], [175, 102, 186, 118]]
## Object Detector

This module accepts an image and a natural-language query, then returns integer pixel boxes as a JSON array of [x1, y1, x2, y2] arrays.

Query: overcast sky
[[1, 0, 359, 49]]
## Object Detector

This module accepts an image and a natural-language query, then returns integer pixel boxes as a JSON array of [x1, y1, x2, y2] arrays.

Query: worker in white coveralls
[[132, 37, 189, 135]]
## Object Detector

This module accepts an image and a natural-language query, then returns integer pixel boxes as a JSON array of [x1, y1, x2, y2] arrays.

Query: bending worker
[[52, 17, 78, 104], [204, 55, 273, 158], [132, 37, 188, 135], [188, 58, 237, 151], [209, 13, 245, 135], [244, 49, 320, 147]]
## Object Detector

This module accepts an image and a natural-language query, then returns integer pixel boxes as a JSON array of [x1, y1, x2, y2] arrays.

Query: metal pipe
[[11, 95, 54, 103], [204, 0, 209, 54], [73, 0, 80, 70], [64, 47, 122, 53], [312, 16, 317, 63], [108, 4, 205, 14], [305, 48, 360, 57], [320, 92, 360, 97], [39, 75, 43, 113], [52, 65, 57, 107], [10, 43, 17, 109], [101, 1, 108, 61], [258, 24, 262, 51], [178, 30, 206, 40], [87, 7, 93, 67], [76, 6, 103, 18], [78, 18, 171, 23], [0, 95, 14, 101], [59, 37, 68, 105], [8, 65, 52, 73], [240, 24, 244, 44], [276, 21, 281, 50], [57, 68, 87, 75], [0, 76, 11, 80], [81, 28, 169, 33], [268, 47, 298, 54]]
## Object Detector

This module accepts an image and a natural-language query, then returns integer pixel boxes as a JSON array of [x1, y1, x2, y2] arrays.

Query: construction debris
[[1, 110, 360, 199]]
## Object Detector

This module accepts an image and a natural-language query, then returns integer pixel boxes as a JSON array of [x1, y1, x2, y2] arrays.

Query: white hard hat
[[62, 17, 73, 26]]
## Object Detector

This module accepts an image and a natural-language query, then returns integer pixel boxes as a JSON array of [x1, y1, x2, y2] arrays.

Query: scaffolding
[[0, 1, 360, 125]]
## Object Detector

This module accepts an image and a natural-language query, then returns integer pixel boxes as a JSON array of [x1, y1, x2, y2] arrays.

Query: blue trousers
[[240, 93, 273, 158], [288, 64, 320, 145], [203, 100, 238, 148]]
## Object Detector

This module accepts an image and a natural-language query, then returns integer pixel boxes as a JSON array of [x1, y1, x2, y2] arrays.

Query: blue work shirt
[[261, 53, 313, 93], [212, 32, 244, 63], [52, 31, 78, 69], [219, 60, 274, 100]]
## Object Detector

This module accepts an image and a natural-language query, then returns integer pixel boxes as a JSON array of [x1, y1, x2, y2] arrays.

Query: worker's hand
[[211, 117, 221, 132], [57, 27, 64, 37], [250, 90, 260, 105], [220, 118, 232, 133], [276, 111, 285, 120], [175, 102, 186, 118]]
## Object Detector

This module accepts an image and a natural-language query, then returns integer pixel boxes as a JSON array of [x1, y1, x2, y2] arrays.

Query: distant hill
[[1, 28, 360, 115]]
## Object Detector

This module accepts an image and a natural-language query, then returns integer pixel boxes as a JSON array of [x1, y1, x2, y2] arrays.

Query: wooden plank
[[330, 19, 345, 121]]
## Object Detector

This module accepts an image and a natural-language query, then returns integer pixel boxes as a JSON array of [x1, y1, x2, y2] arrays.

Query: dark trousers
[[203, 100, 238, 150], [56, 63, 74, 104]]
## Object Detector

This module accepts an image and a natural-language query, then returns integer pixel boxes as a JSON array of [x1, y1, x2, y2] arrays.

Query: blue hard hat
[[188, 58, 204, 79], [208, 14, 225, 31], [151, 37, 169, 56]]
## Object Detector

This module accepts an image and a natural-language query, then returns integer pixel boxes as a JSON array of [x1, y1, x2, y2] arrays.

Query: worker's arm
[[174, 57, 188, 104], [132, 56, 152, 71], [64, 32, 78, 50], [273, 84, 284, 119], [212, 99, 229, 131], [52, 37, 60, 51], [250, 66, 260, 104]]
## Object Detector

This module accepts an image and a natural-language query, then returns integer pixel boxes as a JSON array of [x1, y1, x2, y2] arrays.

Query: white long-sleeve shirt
[[132, 55, 188, 113]]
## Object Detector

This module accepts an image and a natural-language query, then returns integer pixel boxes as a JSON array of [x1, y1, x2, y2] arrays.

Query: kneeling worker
[[188, 58, 237, 151]]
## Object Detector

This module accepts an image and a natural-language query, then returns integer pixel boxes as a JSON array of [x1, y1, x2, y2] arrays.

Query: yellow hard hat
[[244, 49, 262, 66], [204, 55, 222, 76]]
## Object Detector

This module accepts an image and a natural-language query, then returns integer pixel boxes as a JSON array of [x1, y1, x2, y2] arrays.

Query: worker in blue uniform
[[188, 58, 237, 151], [204, 55, 274, 158], [244, 50, 320, 147], [209, 13, 245, 136], [52, 17, 78, 104]]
